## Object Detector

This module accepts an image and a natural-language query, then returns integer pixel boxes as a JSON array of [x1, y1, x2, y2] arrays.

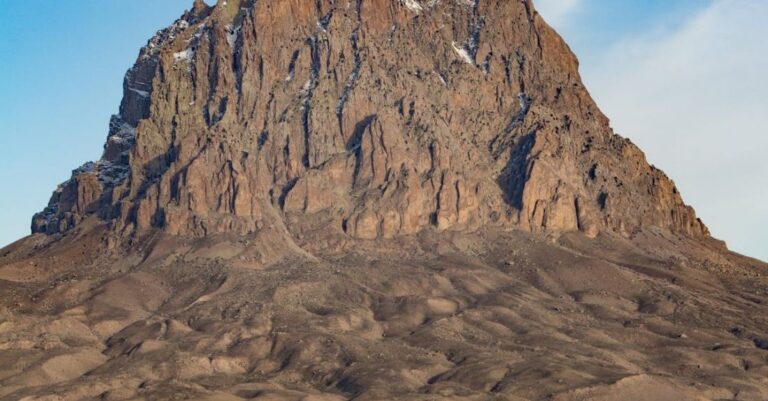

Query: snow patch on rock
[[127, 87, 149, 98], [401, 0, 442, 13], [402, 0, 424, 13], [452, 41, 474, 64], [142, 18, 194, 60], [174, 48, 194, 63], [225, 23, 241, 48]]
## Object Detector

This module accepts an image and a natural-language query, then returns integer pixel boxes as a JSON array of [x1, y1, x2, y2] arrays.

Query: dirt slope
[[1, 226, 766, 400], [2, 1, 766, 400]]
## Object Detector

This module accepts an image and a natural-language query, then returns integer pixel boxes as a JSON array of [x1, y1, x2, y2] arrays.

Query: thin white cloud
[[534, 0, 582, 27], [582, 0, 768, 261]]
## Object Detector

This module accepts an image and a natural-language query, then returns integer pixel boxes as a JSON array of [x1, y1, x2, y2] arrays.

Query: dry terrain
[[3, 0, 767, 399], [1, 224, 766, 400]]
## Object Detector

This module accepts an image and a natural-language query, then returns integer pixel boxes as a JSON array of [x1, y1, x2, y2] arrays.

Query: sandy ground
[[0, 225, 766, 400]]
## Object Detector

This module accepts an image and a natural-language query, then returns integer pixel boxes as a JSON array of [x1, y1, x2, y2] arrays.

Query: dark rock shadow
[[496, 132, 536, 209]]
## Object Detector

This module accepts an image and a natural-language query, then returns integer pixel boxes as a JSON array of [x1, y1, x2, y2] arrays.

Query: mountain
[[1, 1, 766, 400]]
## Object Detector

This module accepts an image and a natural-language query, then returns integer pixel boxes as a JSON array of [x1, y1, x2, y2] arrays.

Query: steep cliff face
[[11, 2, 768, 400], [32, 0, 708, 242]]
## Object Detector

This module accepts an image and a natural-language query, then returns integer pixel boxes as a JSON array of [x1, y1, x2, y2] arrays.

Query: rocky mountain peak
[[10, 2, 768, 400], [192, 0, 210, 14], [32, 0, 709, 244]]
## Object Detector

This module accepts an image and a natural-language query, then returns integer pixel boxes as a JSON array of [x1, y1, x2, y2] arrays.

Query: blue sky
[[539, 0, 768, 262], [0, 0, 189, 243], [0, 1, 765, 261]]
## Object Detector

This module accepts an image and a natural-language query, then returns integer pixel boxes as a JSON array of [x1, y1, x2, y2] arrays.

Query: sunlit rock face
[[33, 0, 708, 242], [10, 2, 768, 401]]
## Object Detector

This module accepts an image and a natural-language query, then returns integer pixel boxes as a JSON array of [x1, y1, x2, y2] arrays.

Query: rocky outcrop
[[32, 0, 708, 242]]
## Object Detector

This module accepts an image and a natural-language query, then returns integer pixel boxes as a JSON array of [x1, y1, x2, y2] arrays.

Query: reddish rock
[[33, 0, 709, 243]]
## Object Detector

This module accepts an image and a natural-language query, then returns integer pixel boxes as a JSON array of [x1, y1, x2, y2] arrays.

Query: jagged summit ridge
[[32, 0, 708, 243]]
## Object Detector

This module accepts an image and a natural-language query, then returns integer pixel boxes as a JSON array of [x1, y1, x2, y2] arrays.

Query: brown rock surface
[[4, 1, 766, 401], [32, 0, 708, 243]]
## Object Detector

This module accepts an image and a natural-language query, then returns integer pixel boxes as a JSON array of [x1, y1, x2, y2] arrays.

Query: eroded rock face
[[32, 0, 708, 241]]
